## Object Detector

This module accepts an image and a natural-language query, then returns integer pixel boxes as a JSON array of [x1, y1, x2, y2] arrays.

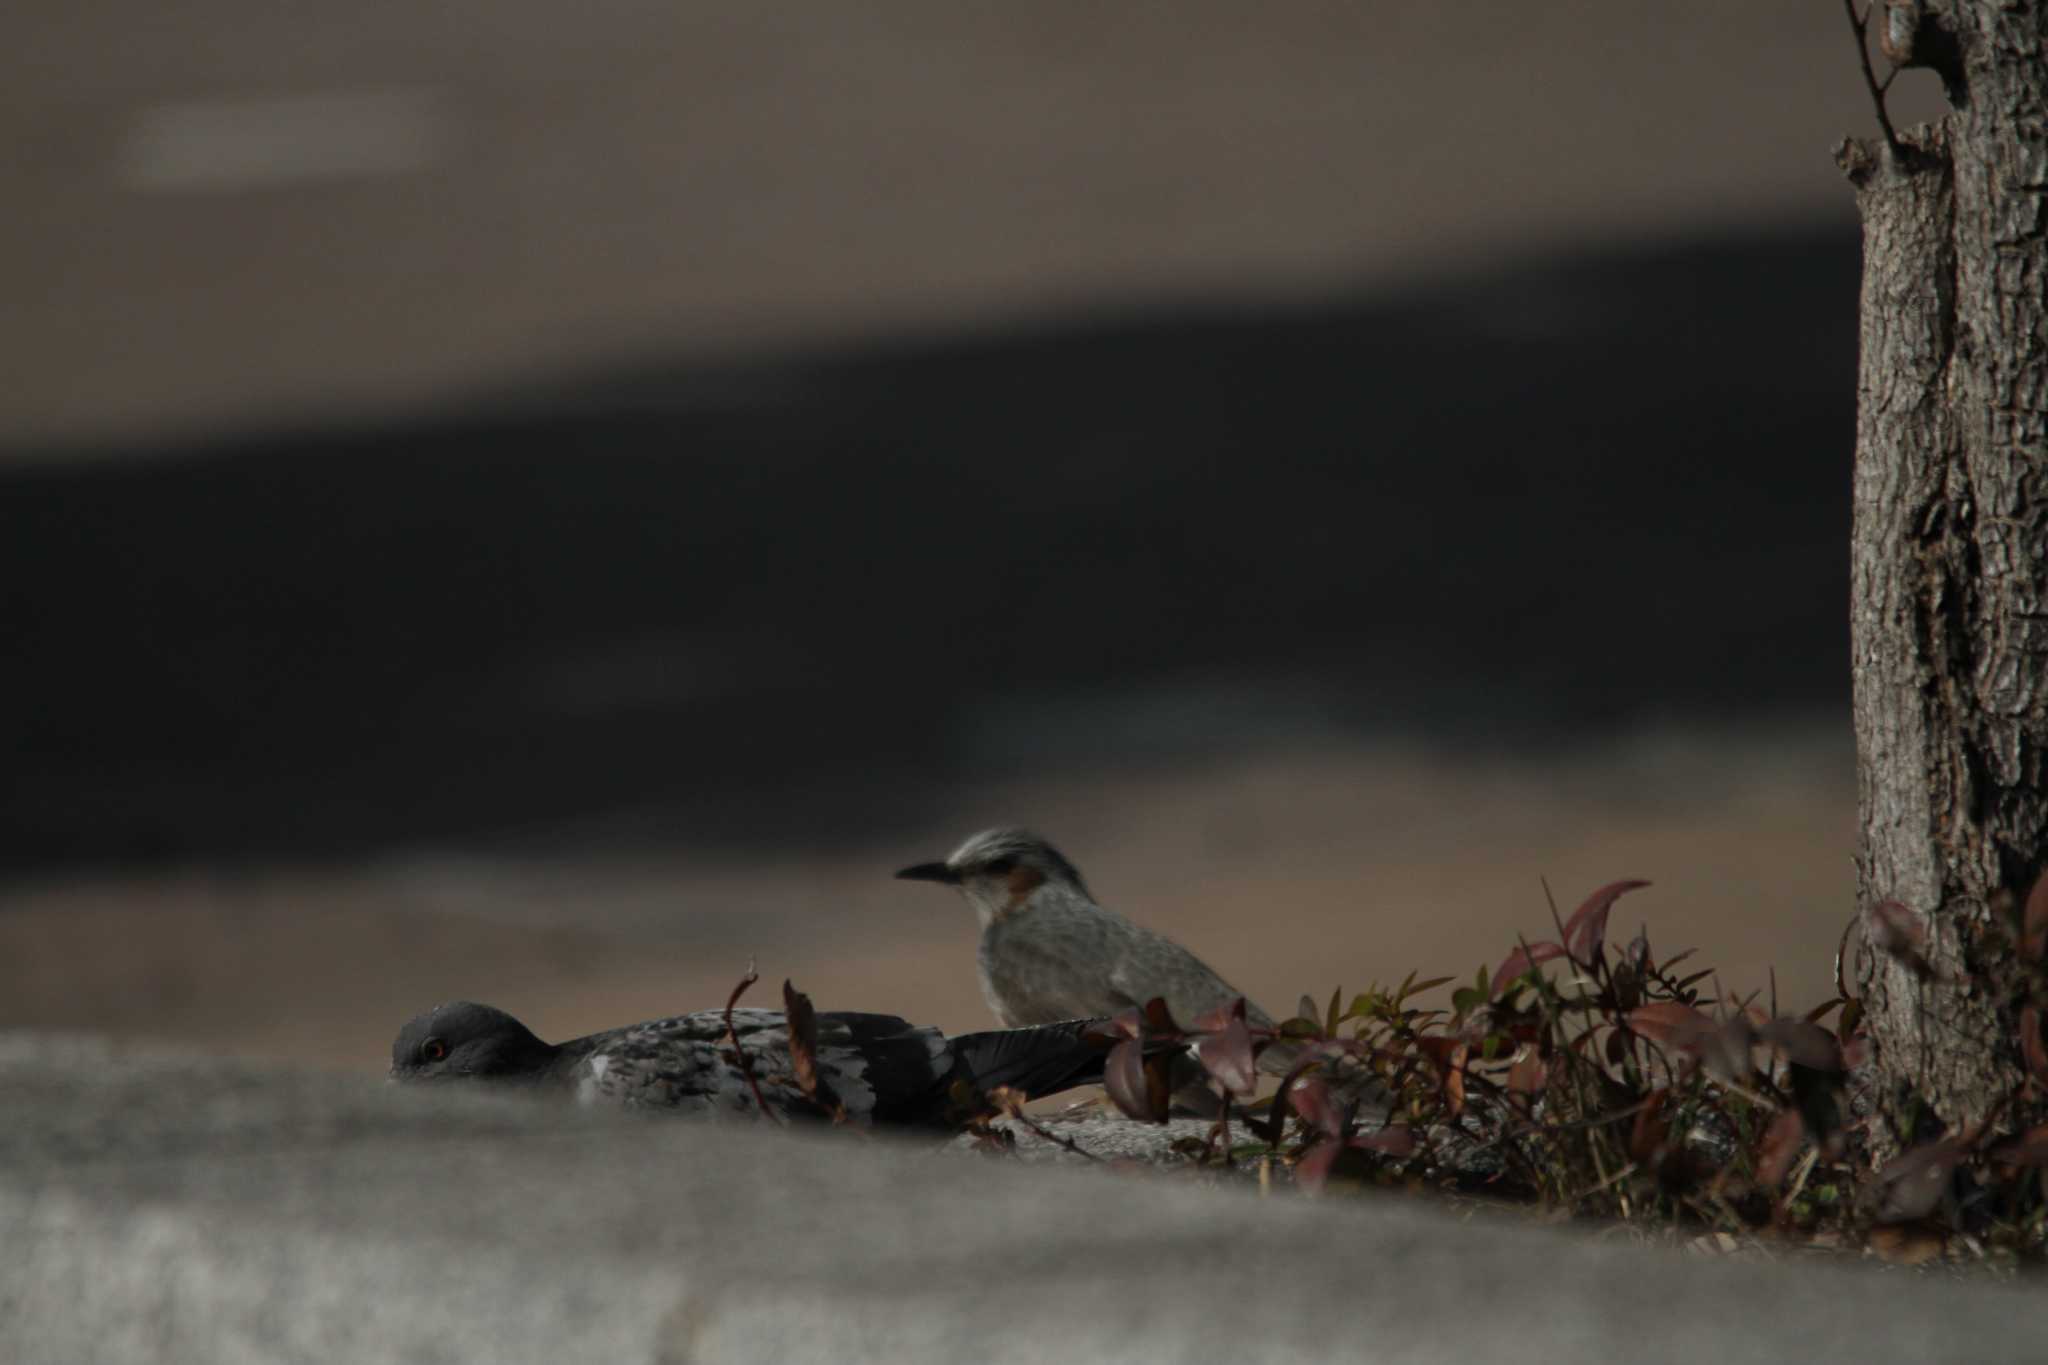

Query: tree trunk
[[1840, 1, 2048, 1149]]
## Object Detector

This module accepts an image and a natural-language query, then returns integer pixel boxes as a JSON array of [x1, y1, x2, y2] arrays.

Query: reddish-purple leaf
[[1757, 1109, 1806, 1189], [1249, 1060, 1317, 1145], [1103, 1006, 1146, 1041], [1804, 998, 1846, 1025], [1193, 1006, 1258, 1098], [2022, 1006, 2048, 1084], [1294, 1137, 1342, 1195], [1508, 1048, 1548, 1096], [1874, 1139, 1968, 1222], [1442, 1041, 1469, 1118], [1703, 1014, 1756, 1081], [1837, 998, 1864, 1043], [1841, 1034, 1871, 1070], [1756, 1018, 1844, 1072], [1561, 879, 1651, 965], [1188, 996, 1247, 1035], [1658, 947, 1697, 974], [781, 981, 846, 1119], [1288, 1075, 1343, 1136], [1491, 941, 1567, 998], [782, 980, 822, 1096], [1412, 1035, 1464, 1069], [2024, 873, 2048, 962], [1140, 997, 1182, 1036], [1629, 1089, 1671, 1163], [1867, 900, 1936, 979], [1991, 1124, 2048, 1168], [1627, 1002, 1718, 1050], [1351, 1126, 1418, 1158], [1104, 1038, 1166, 1123], [1865, 1223, 1947, 1265]]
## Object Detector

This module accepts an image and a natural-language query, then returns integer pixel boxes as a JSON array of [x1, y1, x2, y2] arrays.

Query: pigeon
[[388, 999, 1114, 1130]]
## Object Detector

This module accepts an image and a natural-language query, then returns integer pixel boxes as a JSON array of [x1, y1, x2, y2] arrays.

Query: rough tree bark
[[1839, 0, 2048, 1149]]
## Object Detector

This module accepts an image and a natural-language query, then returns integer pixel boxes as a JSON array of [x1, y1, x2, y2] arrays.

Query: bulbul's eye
[[983, 857, 1016, 876], [421, 1038, 449, 1062]]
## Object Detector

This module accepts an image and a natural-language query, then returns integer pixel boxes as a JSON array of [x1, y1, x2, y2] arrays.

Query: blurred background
[[2, 3, 1944, 1068]]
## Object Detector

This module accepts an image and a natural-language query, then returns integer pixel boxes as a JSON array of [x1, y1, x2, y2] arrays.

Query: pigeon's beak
[[895, 861, 961, 885]]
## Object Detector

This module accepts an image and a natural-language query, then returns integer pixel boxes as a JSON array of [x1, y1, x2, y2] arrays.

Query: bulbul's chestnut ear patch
[[1003, 863, 1046, 912]]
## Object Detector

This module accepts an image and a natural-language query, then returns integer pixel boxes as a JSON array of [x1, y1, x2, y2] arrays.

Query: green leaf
[[1400, 976, 1456, 1002]]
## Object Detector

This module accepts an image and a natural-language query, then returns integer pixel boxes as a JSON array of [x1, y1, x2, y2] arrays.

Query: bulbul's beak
[[895, 861, 961, 885]]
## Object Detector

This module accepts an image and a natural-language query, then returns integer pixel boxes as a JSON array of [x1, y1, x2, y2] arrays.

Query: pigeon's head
[[389, 1001, 556, 1082], [896, 827, 1091, 926]]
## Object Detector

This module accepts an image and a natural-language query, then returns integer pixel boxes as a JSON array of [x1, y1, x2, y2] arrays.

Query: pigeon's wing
[[563, 1009, 843, 1121], [806, 1012, 955, 1125], [946, 1019, 1112, 1103]]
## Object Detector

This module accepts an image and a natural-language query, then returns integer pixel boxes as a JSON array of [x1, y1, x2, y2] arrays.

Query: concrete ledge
[[0, 1035, 2028, 1363]]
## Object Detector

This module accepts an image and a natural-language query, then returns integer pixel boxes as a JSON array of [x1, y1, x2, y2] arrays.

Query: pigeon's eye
[[983, 857, 1016, 876], [420, 1038, 449, 1063]]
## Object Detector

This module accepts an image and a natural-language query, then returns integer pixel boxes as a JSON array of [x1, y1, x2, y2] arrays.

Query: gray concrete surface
[[0, 1033, 2032, 1364]]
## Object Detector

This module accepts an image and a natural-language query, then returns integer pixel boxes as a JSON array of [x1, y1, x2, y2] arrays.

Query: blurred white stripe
[[117, 89, 450, 191]]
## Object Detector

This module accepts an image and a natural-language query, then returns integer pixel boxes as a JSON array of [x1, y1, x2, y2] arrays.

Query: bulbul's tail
[[948, 1019, 1111, 1101]]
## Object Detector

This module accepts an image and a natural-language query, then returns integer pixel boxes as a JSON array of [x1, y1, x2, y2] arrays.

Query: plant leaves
[[2023, 872, 2048, 962], [985, 1085, 1028, 1119], [1873, 1138, 1968, 1222], [1442, 1041, 1469, 1118], [1287, 1075, 1343, 1137], [1756, 1017, 1844, 1071], [1867, 899, 1936, 979], [2022, 1005, 2048, 1084], [1399, 975, 1456, 1002], [1192, 999, 1258, 1098], [1491, 941, 1566, 998], [1626, 1002, 1718, 1050], [1141, 997, 1181, 1036], [1508, 1048, 1548, 1096], [1629, 1088, 1671, 1162], [1352, 1126, 1418, 1157], [1294, 1137, 1342, 1195], [1104, 1037, 1166, 1123], [782, 979, 822, 1097], [1990, 1124, 2048, 1168], [1757, 1108, 1806, 1189], [1249, 1060, 1316, 1145], [1561, 879, 1651, 965], [781, 979, 845, 1120], [1865, 1222, 1947, 1266]]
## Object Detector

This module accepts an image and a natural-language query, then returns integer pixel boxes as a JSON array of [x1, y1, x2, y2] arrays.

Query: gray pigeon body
[[897, 827, 1281, 1042], [390, 1000, 1111, 1130]]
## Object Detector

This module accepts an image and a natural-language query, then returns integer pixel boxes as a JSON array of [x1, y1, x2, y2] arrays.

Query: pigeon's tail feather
[[949, 1019, 1110, 1101]]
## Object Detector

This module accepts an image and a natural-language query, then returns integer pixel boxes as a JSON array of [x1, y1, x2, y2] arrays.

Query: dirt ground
[[0, 721, 1855, 1073]]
